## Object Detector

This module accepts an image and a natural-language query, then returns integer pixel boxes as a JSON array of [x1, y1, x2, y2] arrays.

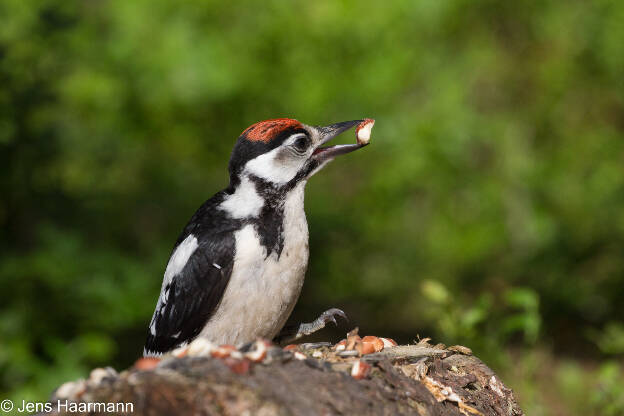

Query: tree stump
[[46, 337, 524, 415]]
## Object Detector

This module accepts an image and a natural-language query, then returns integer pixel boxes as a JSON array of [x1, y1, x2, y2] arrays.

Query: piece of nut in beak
[[356, 118, 375, 145]]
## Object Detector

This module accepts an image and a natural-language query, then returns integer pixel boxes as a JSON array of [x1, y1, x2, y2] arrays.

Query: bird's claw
[[274, 308, 348, 344], [318, 308, 348, 328]]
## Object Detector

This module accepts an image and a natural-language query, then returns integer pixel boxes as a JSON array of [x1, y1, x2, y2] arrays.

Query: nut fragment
[[293, 351, 307, 360], [351, 359, 371, 379], [380, 337, 398, 348], [283, 344, 299, 351], [244, 339, 270, 362], [362, 336, 385, 352], [356, 118, 375, 145], [187, 338, 217, 357], [133, 357, 160, 371], [332, 339, 347, 351], [88, 368, 115, 385], [171, 346, 189, 358], [211, 344, 237, 359], [356, 341, 376, 355], [55, 380, 87, 400]]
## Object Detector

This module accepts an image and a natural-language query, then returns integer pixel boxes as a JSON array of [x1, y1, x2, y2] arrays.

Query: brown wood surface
[[46, 339, 524, 416]]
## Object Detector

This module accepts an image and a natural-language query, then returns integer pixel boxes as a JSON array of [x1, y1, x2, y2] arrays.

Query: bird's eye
[[292, 136, 309, 153]]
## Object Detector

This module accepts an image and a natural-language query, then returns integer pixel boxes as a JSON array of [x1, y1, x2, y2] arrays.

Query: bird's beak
[[311, 120, 368, 162]]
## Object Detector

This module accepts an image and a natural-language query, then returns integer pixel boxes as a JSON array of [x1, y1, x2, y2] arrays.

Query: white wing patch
[[218, 176, 264, 218], [164, 234, 199, 284], [148, 234, 199, 337]]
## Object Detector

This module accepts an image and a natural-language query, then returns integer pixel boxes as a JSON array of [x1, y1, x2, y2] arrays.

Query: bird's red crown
[[242, 118, 303, 143]]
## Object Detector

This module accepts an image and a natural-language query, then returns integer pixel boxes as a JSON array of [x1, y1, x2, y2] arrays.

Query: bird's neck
[[220, 174, 307, 258], [221, 174, 307, 219]]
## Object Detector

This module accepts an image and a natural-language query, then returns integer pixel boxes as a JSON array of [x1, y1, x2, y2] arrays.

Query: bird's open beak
[[311, 120, 368, 162]]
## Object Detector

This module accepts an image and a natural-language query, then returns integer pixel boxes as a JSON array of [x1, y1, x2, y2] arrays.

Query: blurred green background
[[2, 0, 624, 414]]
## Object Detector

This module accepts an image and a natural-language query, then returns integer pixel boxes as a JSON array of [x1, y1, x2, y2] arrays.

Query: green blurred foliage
[[590, 322, 624, 355], [504, 351, 624, 416], [1, 0, 623, 414]]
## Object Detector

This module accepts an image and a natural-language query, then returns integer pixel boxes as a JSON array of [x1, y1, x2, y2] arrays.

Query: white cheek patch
[[219, 176, 264, 218], [245, 146, 306, 184]]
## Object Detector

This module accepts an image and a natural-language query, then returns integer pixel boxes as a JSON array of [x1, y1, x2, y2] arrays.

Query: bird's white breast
[[199, 182, 309, 345]]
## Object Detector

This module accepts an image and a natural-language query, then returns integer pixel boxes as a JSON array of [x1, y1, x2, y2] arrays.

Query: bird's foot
[[275, 308, 348, 345]]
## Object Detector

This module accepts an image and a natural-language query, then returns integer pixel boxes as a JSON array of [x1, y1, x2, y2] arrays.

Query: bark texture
[[46, 339, 524, 416]]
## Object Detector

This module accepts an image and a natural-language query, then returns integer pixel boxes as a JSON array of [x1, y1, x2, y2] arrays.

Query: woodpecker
[[144, 118, 370, 356]]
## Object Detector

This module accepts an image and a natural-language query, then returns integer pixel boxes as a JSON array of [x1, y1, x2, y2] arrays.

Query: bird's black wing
[[144, 229, 235, 356]]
